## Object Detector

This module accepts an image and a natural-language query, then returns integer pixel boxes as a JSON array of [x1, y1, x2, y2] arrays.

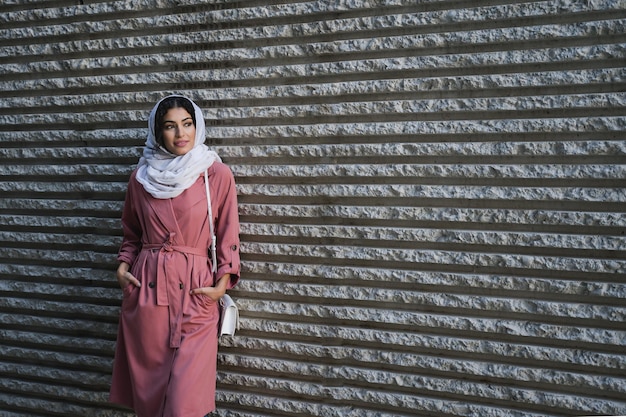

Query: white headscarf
[[135, 95, 221, 199]]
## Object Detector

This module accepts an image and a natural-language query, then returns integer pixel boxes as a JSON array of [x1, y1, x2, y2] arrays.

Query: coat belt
[[142, 233, 209, 348]]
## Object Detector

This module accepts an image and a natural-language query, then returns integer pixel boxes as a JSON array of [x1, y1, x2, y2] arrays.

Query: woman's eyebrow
[[164, 117, 193, 123]]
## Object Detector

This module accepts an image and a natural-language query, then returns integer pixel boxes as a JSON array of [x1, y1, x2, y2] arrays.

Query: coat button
[[231, 245, 237, 251], [179, 283, 184, 290], [148, 282, 155, 288]]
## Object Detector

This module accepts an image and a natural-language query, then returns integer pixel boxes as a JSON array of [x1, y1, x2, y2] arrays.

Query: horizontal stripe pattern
[[0, 1, 624, 416]]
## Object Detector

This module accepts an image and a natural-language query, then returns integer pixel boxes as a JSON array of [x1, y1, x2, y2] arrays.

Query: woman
[[109, 95, 240, 417]]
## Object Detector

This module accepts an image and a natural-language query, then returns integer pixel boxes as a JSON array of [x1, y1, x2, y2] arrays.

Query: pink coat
[[109, 162, 240, 417]]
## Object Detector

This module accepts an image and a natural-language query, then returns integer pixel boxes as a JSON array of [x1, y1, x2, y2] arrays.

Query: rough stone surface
[[0, 1, 624, 416]]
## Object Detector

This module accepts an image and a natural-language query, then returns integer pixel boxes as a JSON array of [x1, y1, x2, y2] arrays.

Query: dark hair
[[154, 96, 196, 147]]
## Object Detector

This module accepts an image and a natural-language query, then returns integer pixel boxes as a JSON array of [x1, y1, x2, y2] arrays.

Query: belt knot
[[163, 232, 176, 252]]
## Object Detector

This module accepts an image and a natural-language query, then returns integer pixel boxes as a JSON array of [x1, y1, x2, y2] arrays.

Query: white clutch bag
[[219, 294, 240, 337]]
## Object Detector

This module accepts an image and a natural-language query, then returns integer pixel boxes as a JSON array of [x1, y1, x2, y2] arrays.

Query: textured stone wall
[[0, 1, 625, 416]]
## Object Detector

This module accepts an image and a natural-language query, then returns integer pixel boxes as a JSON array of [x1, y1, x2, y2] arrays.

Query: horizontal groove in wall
[[0, 331, 115, 359], [7, 218, 624, 255], [0, 262, 115, 281], [236, 195, 626, 213], [230, 157, 626, 168], [2, 173, 625, 187], [240, 252, 626, 284], [0, 91, 624, 123], [212, 366, 626, 414], [0, 146, 138, 162], [0, 305, 118, 330], [0, 280, 120, 305], [240, 240, 626, 272], [0, 311, 118, 340], [234, 177, 626, 188], [238, 203, 626, 227], [213, 390, 492, 417], [238, 219, 624, 238], [231, 283, 626, 323], [235, 182, 626, 203], [3, 102, 625, 130], [214, 354, 626, 403], [0, 131, 622, 149], [241, 257, 625, 286], [232, 294, 626, 333], [4, 158, 626, 171], [2, 33, 624, 81], [0, 216, 121, 235], [228, 292, 626, 331], [211, 125, 625, 145], [0, 1, 176, 29], [238, 235, 626, 261], [218, 335, 626, 382], [233, 316, 626, 359], [0, 200, 122, 219], [233, 316, 625, 359], [2, 1, 625, 416], [188, 108, 626, 126], [0, 252, 117, 271], [214, 390, 595, 417], [237, 287, 625, 315], [3, 393, 112, 417], [0, 375, 108, 406], [0, 390, 114, 417], [2, 138, 625, 161], [221, 133, 623, 148], [0, 72, 624, 115], [3, 18, 624, 69], [3, 42, 625, 88], [236, 270, 626, 305], [1, 1, 618, 41], [224, 336, 626, 390], [2, 58, 624, 101], [1, 0, 619, 33], [3, 347, 116, 370]]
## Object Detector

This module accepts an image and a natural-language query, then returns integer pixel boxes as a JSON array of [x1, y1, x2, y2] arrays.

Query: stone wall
[[0, 1, 625, 416]]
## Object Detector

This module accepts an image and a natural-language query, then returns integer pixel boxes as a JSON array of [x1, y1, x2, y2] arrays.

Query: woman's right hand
[[116, 261, 141, 289]]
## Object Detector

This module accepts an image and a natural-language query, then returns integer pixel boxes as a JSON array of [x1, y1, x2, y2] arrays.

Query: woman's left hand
[[190, 274, 230, 302]]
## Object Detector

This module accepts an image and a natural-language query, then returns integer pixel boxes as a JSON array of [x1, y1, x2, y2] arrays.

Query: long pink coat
[[109, 162, 240, 417]]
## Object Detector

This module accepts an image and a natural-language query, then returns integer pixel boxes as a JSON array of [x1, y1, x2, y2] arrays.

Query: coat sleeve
[[214, 163, 241, 288], [117, 171, 143, 266]]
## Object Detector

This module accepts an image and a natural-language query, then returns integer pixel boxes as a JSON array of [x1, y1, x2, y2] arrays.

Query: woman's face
[[160, 107, 196, 156]]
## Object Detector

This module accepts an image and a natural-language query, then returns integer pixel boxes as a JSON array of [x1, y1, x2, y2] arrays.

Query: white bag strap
[[204, 170, 217, 274]]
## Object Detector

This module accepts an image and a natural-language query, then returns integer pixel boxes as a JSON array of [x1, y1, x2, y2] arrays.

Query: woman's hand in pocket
[[190, 274, 230, 302], [116, 261, 141, 289]]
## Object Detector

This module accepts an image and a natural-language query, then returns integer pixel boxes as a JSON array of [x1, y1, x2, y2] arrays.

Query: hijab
[[135, 95, 221, 199]]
